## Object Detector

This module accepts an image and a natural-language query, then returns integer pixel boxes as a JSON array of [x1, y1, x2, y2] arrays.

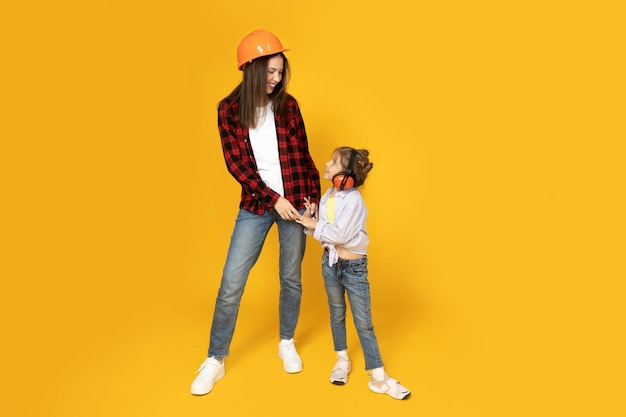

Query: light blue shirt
[[305, 187, 369, 265]]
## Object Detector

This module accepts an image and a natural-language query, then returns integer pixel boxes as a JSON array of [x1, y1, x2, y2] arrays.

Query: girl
[[296, 147, 411, 400]]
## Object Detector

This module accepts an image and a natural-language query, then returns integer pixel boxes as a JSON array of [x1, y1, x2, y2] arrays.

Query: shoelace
[[196, 359, 219, 377], [280, 339, 297, 351]]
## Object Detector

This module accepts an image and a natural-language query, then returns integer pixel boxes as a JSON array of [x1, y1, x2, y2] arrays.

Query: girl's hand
[[304, 196, 318, 219], [295, 215, 317, 229]]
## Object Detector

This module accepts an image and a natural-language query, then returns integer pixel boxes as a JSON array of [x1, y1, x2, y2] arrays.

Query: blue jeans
[[208, 208, 306, 358], [321, 251, 384, 370]]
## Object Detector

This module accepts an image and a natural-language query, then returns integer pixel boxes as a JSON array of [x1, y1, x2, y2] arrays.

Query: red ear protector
[[332, 149, 357, 190]]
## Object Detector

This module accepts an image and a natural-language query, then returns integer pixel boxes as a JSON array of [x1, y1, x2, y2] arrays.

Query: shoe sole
[[368, 381, 411, 400], [190, 368, 225, 396], [282, 362, 303, 373]]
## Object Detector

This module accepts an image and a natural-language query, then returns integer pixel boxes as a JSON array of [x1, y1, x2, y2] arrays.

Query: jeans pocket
[[348, 258, 367, 275]]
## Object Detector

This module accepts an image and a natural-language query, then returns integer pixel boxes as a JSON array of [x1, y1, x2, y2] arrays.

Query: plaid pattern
[[218, 95, 321, 215]]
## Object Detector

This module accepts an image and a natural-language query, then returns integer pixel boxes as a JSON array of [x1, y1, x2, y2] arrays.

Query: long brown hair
[[221, 52, 291, 128]]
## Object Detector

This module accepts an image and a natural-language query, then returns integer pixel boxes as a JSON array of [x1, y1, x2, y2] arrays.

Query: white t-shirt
[[248, 103, 284, 197]]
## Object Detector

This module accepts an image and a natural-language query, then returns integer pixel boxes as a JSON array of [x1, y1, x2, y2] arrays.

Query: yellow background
[[1, 1, 624, 416]]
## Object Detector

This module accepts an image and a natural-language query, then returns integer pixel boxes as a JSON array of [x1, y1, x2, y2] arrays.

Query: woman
[[191, 29, 320, 396]]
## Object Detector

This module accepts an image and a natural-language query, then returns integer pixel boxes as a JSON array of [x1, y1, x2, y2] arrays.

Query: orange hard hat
[[236, 29, 289, 70]]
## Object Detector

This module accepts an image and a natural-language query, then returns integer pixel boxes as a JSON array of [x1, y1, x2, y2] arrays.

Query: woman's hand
[[274, 197, 301, 221]]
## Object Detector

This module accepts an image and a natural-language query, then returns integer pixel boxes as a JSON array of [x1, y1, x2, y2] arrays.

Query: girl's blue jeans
[[321, 250, 384, 370]]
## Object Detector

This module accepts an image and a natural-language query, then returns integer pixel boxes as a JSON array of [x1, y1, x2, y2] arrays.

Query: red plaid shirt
[[218, 95, 321, 215]]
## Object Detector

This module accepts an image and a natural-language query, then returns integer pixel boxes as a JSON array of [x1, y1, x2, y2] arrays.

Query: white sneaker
[[368, 373, 411, 400], [190, 357, 225, 395], [278, 339, 303, 373], [330, 356, 351, 385]]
